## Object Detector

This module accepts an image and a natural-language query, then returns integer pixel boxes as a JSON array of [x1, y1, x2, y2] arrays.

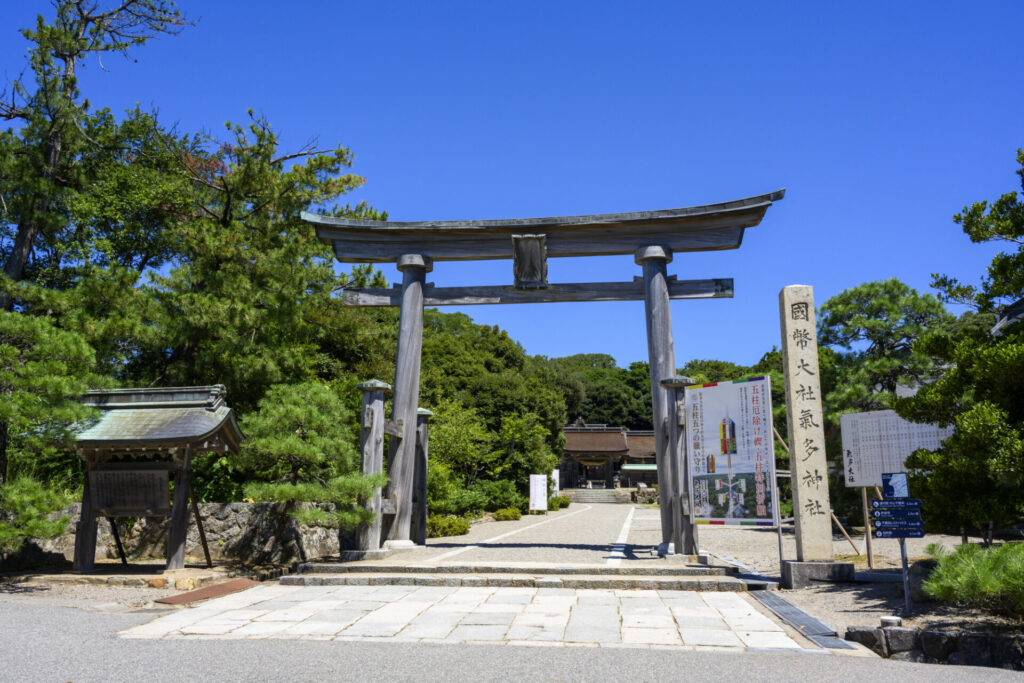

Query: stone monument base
[[781, 560, 855, 589]]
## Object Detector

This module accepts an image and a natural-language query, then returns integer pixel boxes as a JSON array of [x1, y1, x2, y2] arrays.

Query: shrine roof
[[564, 430, 629, 454], [302, 189, 785, 263], [625, 431, 656, 459], [74, 385, 243, 454]]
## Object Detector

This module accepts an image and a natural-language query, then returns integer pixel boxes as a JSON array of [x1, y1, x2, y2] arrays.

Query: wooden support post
[[73, 466, 99, 573], [383, 254, 431, 545], [411, 408, 432, 546], [357, 380, 391, 551], [107, 517, 128, 566], [862, 486, 874, 569], [637, 245, 687, 553], [190, 488, 213, 569], [166, 449, 192, 570], [661, 376, 699, 555]]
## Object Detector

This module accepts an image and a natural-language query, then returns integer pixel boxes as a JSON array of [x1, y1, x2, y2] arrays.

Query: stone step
[[280, 572, 755, 591], [296, 562, 731, 577]]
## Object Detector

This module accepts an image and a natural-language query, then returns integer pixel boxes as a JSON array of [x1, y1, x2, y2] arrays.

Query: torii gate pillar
[[382, 253, 431, 546], [637, 246, 694, 555]]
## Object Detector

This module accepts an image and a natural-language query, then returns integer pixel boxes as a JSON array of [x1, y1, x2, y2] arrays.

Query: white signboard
[[550, 469, 560, 497], [841, 410, 953, 487], [685, 377, 779, 527], [529, 474, 548, 512]]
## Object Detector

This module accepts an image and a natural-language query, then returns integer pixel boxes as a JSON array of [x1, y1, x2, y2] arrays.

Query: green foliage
[[923, 543, 1024, 619], [546, 354, 650, 429], [0, 477, 71, 557], [238, 382, 384, 530], [819, 278, 952, 410], [492, 507, 522, 521], [548, 496, 571, 510], [491, 413, 559, 495], [0, 311, 106, 484], [895, 155, 1024, 532], [896, 312, 1024, 530], [932, 149, 1024, 311], [426, 514, 470, 538]]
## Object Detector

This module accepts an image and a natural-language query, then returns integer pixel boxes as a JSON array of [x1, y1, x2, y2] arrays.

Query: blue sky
[[3, 1, 1021, 368]]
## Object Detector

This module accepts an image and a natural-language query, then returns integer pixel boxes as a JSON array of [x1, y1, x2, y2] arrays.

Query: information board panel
[[685, 377, 779, 527], [841, 410, 953, 487], [529, 474, 547, 512]]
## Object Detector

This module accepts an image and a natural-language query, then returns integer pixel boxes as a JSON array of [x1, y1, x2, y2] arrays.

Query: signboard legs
[[861, 487, 874, 569]]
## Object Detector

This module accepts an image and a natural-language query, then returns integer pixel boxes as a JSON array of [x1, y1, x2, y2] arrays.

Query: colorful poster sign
[[685, 377, 779, 527], [841, 410, 953, 487]]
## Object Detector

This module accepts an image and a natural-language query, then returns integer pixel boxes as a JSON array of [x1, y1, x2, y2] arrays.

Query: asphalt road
[[2, 601, 1017, 682]]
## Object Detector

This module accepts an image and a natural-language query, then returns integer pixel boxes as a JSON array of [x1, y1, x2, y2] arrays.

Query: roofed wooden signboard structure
[[304, 189, 784, 556], [72, 385, 243, 572]]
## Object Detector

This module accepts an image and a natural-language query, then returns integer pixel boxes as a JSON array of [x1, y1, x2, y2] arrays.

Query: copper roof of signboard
[[302, 189, 785, 263], [74, 385, 243, 454]]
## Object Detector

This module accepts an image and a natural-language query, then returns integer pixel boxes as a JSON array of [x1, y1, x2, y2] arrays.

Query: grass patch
[[923, 543, 1024, 620]]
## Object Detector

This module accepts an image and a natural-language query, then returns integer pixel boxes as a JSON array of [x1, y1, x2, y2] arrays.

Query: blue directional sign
[[875, 529, 925, 539], [872, 498, 922, 509], [875, 519, 925, 529], [871, 509, 922, 520]]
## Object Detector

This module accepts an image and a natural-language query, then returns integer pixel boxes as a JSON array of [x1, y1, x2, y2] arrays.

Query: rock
[[844, 626, 878, 649], [961, 634, 993, 668], [872, 628, 889, 658], [148, 578, 167, 588], [890, 649, 927, 663], [991, 634, 1024, 671], [920, 630, 959, 661], [947, 651, 962, 666], [883, 626, 920, 654]]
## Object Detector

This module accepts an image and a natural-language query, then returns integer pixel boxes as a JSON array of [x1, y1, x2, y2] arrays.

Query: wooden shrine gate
[[303, 190, 784, 556]]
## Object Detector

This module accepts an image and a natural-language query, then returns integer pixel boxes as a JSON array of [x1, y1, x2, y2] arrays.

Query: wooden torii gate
[[303, 189, 784, 556]]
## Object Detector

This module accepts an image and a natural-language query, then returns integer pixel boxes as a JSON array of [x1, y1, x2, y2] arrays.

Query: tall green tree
[[134, 113, 384, 412], [0, 311, 105, 485], [896, 150, 1024, 534], [818, 278, 952, 412], [240, 381, 384, 529], [0, 0, 191, 310]]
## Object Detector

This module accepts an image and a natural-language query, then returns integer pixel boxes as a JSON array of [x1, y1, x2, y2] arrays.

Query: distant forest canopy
[[1, 3, 1020, 553]]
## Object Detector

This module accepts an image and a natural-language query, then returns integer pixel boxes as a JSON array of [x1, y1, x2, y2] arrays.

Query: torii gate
[[302, 189, 784, 556]]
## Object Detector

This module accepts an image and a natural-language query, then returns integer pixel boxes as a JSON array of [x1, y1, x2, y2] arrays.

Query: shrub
[[492, 507, 522, 521], [0, 477, 70, 558], [923, 543, 1024, 619], [553, 496, 571, 509], [469, 479, 527, 512], [426, 514, 471, 538]]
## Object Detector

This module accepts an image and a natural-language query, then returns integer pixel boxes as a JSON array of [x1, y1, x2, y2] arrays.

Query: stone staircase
[[565, 488, 630, 504], [281, 560, 775, 592]]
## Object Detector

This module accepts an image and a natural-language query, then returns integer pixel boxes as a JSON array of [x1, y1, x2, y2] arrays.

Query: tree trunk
[[0, 419, 7, 485]]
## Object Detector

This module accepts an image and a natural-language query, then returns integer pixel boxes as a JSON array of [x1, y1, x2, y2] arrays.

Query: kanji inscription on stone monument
[[779, 285, 833, 561]]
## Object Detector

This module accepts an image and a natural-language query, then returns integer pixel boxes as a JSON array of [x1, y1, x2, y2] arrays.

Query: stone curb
[[280, 573, 750, 591]]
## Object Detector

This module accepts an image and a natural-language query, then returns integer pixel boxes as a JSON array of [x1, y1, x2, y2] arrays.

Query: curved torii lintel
[[302, 189, 785, 263]]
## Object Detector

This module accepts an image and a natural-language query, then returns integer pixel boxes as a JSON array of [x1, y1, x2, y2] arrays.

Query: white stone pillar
[[779, 285, 833, 561]]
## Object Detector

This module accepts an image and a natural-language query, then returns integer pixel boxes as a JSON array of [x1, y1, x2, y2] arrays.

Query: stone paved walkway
[[120, 583, 822, 651]]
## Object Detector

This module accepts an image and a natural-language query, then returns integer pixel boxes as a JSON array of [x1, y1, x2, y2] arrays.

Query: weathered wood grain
[[356, 381, 390, 551], [165, 450, 191, 570], [304, 190, 785, 263], [340, 278, 734, 307], [383, 257, 429, 543]]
